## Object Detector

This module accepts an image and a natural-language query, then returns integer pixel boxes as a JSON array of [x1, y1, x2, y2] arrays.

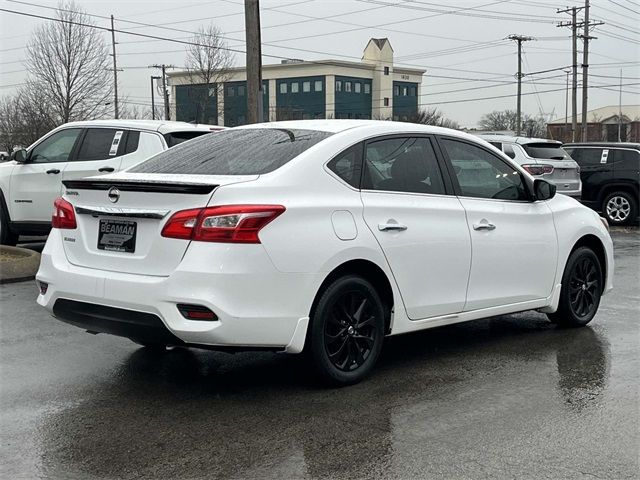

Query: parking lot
[[0, 228, 638, 479]]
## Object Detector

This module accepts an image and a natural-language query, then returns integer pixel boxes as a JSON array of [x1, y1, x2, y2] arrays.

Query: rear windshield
[[163, 131, 211, 148], [521, 143, 570, 160], [132, 128, 333, 175]]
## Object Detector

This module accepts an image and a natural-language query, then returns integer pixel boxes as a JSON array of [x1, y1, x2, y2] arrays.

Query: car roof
[[61, 119, 225, 134], [474, 133, 562, 146], [563, 142, 640, 149], [234, 119, 480, 141]]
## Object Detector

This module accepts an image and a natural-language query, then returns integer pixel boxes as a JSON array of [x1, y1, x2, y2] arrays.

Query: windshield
[[521, 143, 570, 160], [131, 128, 333, 175]]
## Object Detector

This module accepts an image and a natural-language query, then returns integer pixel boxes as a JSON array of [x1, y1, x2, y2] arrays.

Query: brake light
[[52, 197, 77, 229], [161, 205, 285, 243], [522, 164, 554, 176]]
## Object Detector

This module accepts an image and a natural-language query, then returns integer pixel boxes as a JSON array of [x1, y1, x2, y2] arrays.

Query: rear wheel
[[548, 247, 603, 327], [308, 275, 385, 386], [602, 191, 637, 225]]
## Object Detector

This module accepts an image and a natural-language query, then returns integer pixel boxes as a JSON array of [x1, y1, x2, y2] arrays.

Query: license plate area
[[98, 219, 137, 253]]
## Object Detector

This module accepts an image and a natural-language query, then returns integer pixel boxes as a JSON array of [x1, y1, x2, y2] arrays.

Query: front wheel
[[0, 209, 18, 246], [547, 247, 603, 327], [308, 275, 385, 386]]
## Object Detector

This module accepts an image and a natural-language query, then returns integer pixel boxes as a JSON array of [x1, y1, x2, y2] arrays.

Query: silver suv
[[477, 134, 581, 199]]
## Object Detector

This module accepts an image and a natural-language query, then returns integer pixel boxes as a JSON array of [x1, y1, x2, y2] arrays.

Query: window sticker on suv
[[600, 149, 609, 164], [109, 131, 124, 156]]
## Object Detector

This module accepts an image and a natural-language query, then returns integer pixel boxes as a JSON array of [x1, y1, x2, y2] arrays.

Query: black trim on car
[[8, 221, 51, 235], [62, 179, 217, 195]]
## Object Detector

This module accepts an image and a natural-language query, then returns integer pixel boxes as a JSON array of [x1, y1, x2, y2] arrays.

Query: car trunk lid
[[60, 173, 258, 276]]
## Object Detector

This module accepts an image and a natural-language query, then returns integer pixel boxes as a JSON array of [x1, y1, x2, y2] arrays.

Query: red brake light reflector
[[161, 205, 285, 244], [52, 197, 77, 229]]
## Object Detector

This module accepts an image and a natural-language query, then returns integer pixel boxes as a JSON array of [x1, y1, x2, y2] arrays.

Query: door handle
[[46, 169, 60, 174], [98, 167, 115, 173], [378, 222, 408, 232], [473, 221, 496, 231]]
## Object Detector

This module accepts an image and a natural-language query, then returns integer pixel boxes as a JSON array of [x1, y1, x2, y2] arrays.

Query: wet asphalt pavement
[[1, 230, 638, 479]]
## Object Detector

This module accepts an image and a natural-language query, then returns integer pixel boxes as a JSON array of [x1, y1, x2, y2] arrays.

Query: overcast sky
[[1, 0, 638, 127]]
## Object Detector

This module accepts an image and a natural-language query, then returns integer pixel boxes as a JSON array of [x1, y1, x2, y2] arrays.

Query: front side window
[[565, 147, 603, 166], [441, 138, 528, 201], [327, 143, 363, 188], [363, 137, 445, 195], [29, 128, 82, 164], [76, 128, 125, 161], [131, 128, 333, 176], [610, 148, 640, 165]]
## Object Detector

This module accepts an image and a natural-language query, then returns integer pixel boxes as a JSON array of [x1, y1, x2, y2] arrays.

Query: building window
[[364, 83, 370, 94], [384, 66, 389, 75], [402, 86, 408, 96], [303, 81, 311, 92], [345, 81, 352, 92], [227, 86, 235, 97], [409, 86, 416, 96], [291, 82, 299, 93], [384, 97, 389, 107], [315, 80, 323, 92], [336, 80, 342, 92], [237, 85, 245, 96], [354, 82, 361, 93], [280, 83, 287, 94], [394, 85, 400, 96]]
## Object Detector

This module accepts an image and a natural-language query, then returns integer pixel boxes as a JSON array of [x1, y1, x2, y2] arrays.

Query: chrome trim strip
[[75, 205, 170, 219]]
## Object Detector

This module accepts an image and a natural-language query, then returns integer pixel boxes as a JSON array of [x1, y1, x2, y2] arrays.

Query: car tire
[[547, 246, 603, 328], [0, 202, 18, 246], [602, 191, 637, 225], [308, 274, 385, 386]]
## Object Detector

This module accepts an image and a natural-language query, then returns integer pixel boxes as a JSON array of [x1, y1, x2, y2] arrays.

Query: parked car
[[563, 142, 639, 225], [476, 134, 582, 199], [0, 151, 9, 161], [0, 120, 224, 245], [36, 121, 613, 385]]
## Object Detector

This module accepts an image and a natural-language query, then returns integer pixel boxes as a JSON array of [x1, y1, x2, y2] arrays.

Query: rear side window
[[164, 131, 211, 148], [131, 128, 333, 175], [327, 143, 363, 188], [76, 128, 125, 161], [521, 143, 569, 160], [124, 130, 140, 154]]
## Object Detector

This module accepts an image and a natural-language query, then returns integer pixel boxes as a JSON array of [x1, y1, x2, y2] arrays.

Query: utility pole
[[507, 34, 534, 136], [558, 6, 582, 142], [244, 0, 263, 123], [150, 64, 175, 120], [109, 15, 121, 119], [150, 75, 161, 120], [564, 69, 570, 140], [618, 69, 623, 142], [579, 0, 603, 141]]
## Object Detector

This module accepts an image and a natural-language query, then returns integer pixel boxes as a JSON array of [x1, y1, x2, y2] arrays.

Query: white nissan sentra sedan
[[36, 120, 614, 385]]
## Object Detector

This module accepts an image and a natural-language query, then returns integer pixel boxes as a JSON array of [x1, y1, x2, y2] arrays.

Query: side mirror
[[12, 149, 27, 163], [534, 179, 556, 201]]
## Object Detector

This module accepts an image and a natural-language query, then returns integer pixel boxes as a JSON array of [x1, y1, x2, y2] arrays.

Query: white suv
[[0, 120, 223, 245], [476, 134, 582, 199]]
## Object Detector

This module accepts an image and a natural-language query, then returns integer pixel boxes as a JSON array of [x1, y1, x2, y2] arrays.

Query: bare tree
[[0, 89, 56, 152], [25, 1, 112, 124], [479, 110, 519, 131], [184, 25, 234, 124], [407, 107, 460, 129]]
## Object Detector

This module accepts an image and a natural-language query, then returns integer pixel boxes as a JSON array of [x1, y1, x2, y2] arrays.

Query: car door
[[8, 128, 83, 222], [438, 136, 557, 311], [360, 135, 471, 320], [61, 128, 131, 182]]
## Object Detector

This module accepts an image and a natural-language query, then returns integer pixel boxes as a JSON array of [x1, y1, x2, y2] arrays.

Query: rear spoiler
[[62, 179, 217, 195]]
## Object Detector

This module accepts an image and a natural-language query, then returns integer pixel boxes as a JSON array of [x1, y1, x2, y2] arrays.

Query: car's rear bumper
[[36, 233, 320, 353]]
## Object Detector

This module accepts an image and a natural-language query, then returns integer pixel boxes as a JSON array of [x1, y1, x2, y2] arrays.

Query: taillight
[[52, 197, 77, 229], [522, 164, 554, 176], [161, 205, 285, 244]]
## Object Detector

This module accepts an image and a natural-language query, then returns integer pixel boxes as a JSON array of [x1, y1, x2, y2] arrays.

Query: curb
[[0, 245, 41, 284]]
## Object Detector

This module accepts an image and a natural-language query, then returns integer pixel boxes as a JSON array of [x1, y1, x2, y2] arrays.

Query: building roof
[[548, 105, 640, 124]]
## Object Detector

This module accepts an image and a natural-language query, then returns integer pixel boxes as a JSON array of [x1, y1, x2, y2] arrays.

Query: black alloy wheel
[[548, 246, 603, 327], [309, 275, 385, 385]]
